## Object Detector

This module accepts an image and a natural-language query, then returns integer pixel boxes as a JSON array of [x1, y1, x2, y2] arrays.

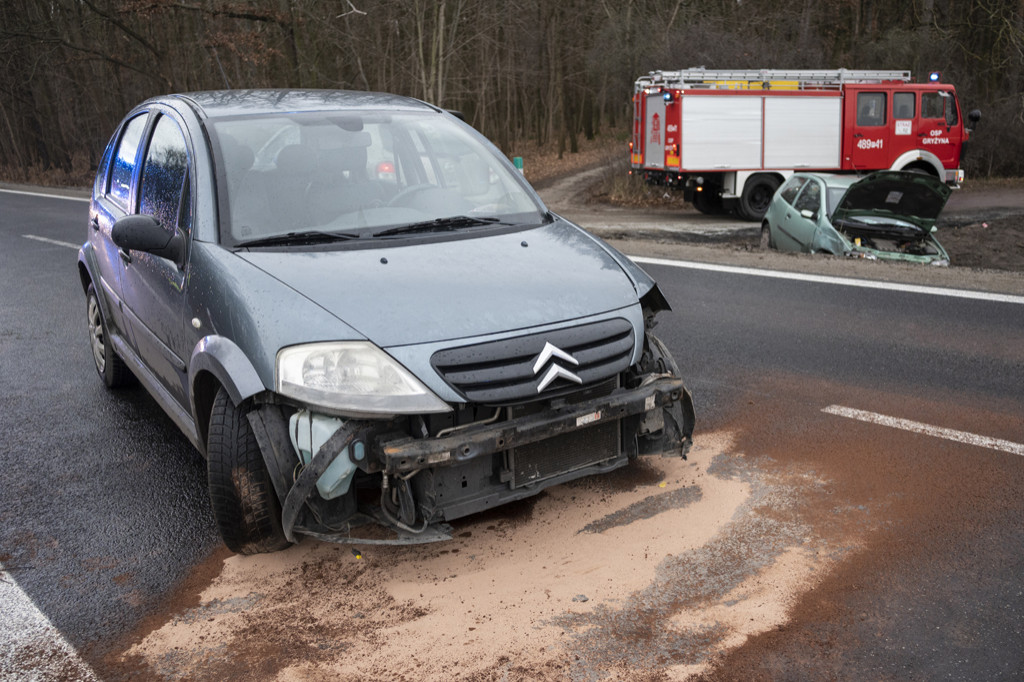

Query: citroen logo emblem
[[533, 342, 582, 393]]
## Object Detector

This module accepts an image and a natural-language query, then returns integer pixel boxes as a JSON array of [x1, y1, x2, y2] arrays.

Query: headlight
[[276, 342, 451, 415]]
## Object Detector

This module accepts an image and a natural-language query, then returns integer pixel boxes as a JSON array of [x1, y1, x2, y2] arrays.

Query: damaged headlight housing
[[276, 341, 451, 415]]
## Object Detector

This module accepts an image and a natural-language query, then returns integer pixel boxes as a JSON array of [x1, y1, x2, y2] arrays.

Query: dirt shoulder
[[529, 152, 1024, 294]]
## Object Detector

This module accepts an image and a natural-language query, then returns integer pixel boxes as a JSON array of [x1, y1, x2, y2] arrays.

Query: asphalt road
[[1, 188, 1022, 679]]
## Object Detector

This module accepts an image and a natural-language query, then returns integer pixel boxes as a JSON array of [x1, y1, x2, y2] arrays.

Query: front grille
[[431, 318, 635, 405]]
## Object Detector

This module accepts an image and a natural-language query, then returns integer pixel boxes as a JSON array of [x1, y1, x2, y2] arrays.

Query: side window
[[93, 135, 115, 197], [793, 181, 822, 214], [139, 115, 190, 236], [856, 92, 887, 126], [922, 91, 959, 126], [779, 176, 806, 205], [893, 92, 915, 120], [109, 114, 148, 210]]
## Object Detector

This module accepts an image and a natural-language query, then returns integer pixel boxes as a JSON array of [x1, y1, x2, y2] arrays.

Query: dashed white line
[[0, 565, 100, 681], [822, 405, 1024, 457], [630, 256, 1024, 305], [22, 234, 81, 250]]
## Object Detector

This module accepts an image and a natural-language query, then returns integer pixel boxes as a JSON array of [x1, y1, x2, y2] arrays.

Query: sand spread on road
[[125, 431, 844, 680]]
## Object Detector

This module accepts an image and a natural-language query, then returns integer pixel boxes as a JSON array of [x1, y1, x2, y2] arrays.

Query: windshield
[[210, 111, 545, 246]]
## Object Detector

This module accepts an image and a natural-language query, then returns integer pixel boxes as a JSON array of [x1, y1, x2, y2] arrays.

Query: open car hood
[[832, 171, 952, 234]]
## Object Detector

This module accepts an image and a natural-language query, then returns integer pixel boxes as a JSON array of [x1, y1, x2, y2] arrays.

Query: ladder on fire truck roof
[[635, 68, 913, 92]]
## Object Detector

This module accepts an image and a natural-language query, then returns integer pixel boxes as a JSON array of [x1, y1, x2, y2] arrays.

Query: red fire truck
[[630, 68, 980, 220]]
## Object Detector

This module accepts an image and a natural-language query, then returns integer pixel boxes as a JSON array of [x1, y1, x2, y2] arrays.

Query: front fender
[[189, 335, 269, 456], [189, 333, 266, 403], [189, 335, 267, 408]]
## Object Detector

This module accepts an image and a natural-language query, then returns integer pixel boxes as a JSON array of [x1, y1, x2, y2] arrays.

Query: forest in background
[[1, 0, 1022, 185]]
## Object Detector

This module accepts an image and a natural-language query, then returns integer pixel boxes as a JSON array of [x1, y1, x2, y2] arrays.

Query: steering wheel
[[387, 184, 435, 207]]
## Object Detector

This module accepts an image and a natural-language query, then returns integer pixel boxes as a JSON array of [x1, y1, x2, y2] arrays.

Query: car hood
[[236, 220, 643, 347], [832, 171, 952, 233]]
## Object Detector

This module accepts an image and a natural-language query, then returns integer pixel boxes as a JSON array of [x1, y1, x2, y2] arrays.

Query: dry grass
[[0, 151, 95, 188]]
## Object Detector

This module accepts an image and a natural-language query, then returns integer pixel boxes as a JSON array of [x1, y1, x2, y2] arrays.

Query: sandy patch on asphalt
[[124, 431, 844, 680]]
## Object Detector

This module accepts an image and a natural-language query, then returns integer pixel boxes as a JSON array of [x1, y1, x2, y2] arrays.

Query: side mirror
[[112, 214, 185, 266], [800, 209, 817, 220]]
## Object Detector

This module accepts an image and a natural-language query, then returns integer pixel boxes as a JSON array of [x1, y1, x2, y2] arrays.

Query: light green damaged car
[[761, 171, 952, 265]]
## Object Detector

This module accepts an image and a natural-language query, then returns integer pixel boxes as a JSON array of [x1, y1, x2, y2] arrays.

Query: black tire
[[207, 387, 291, 555], [738, 175, 781, 221], [86, 284, 133, 388], [760, 221, 774, 250]]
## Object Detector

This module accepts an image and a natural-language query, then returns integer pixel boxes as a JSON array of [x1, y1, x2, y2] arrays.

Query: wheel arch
[[189, 335, 268, 455], [891, 150, 943, 178], [77, 260, 92, 294]]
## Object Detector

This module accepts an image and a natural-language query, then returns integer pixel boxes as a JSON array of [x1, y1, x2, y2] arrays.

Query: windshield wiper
[[235, 230, 362, 248], [372, 215, 501, 238]]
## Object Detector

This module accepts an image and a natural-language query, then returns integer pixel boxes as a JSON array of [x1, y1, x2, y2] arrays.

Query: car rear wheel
[[86, 284, 133, 388], [207, 387, 291, 555], [760, 222, 774, 250]]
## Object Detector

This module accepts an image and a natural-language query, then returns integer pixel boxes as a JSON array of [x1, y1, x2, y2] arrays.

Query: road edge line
[[630, 255, 1024, 305], [822, 405, 1024, 456]]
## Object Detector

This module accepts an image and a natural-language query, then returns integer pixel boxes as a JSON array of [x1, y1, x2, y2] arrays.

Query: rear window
[[779, 176, 806, 205], [109, 114, 148, 211], [893, 92, 915, 120]]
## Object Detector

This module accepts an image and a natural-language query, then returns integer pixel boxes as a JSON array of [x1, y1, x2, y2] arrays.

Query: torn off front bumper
[[379, 375, 692, 473], [250, 374, 694, 545]]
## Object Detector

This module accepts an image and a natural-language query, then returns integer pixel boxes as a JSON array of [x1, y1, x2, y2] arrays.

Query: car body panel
[[237, 219, 644, 349], [79, 89, 695, 549], [764, 171, 951, 265], [831, 170, 952, 232]]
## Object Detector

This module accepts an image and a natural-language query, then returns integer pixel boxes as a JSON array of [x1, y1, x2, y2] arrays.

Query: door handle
[[118, 248, 132, 264], [90, 217, 99, 231]]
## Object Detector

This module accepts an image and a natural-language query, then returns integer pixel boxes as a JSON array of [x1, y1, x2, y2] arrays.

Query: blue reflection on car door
[[119, 114, 193, 406]]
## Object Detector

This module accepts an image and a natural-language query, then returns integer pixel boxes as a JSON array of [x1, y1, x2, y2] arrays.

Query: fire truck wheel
[[739, 175, 780, 221]]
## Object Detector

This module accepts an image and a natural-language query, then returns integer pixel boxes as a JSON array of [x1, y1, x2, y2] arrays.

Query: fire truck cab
[[630, 68, 979, 221]]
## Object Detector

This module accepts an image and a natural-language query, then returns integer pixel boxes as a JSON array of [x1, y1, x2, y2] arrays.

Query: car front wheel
[[207, 387, 292, 555], [86, 284, 133, 388], [760, 222, 774, 250]]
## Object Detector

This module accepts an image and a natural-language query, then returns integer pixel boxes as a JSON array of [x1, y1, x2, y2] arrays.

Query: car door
[[769, 175, 810, 251], [119, 112, 193, 407], [786, 179, 825, 252], [920, 89, 962, 171], [89, 113, 150, 347], [846, 88, 891, 171]]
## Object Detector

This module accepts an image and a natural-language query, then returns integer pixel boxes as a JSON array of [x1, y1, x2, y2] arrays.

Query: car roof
[[793, 172, 861, 191], [157, 89, 437, 119]]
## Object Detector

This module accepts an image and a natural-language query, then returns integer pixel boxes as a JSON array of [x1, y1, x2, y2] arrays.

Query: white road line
[[23, 234, 80, 250], [822, 405, 1024, 457], [0, 565, 100, 681], [0, 188, 89, 202], [630, 256, 1024, 305]]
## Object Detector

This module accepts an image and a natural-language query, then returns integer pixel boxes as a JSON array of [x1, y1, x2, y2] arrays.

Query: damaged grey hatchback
[[78, 90, 694, 554]]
